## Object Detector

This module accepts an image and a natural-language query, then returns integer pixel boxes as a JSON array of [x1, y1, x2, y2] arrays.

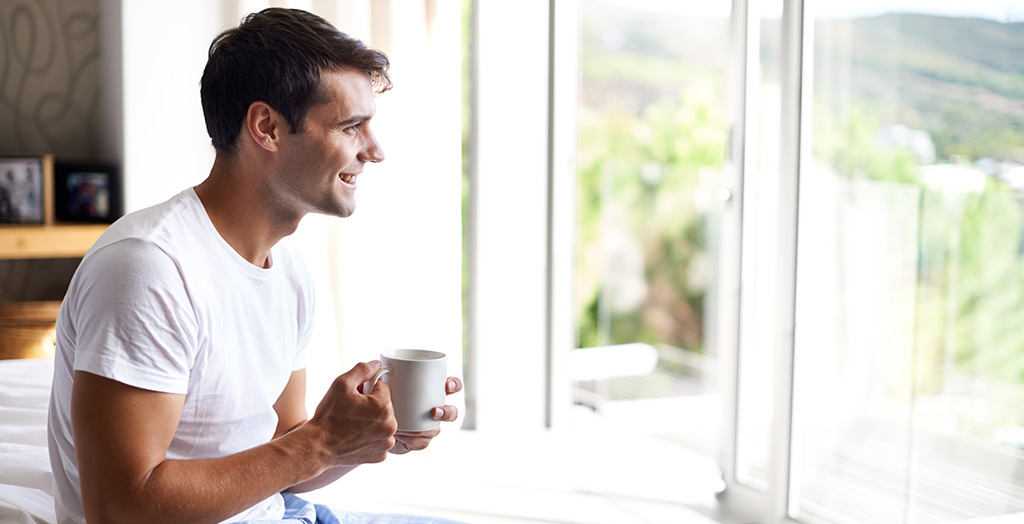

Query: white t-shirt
[[47, 188, 314, 524]]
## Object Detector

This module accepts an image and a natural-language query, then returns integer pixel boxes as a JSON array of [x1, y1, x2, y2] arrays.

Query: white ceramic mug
[[365, 349, 447, 432]]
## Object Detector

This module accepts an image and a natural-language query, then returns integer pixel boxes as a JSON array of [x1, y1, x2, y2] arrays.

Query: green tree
[[576, 86, 725, 353]]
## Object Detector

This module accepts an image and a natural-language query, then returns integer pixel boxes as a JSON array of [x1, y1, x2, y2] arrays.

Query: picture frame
[[54, 161, 123, 224], [0, 156, 46, 225]]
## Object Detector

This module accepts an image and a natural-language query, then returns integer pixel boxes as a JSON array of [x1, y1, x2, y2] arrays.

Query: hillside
[[814, 14, 1024, 163], [580, 3, 1024, 164]]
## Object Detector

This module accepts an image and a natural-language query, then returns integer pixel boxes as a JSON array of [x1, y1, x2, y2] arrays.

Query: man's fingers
[[392, 434, 432, 454], [431, 405, 459, 422], [396, 428, 441, 439], [348, 360, 382, 380], [338, 361, 382, 393], [445, 377, 463, 395], [369, 379, 391, 399]]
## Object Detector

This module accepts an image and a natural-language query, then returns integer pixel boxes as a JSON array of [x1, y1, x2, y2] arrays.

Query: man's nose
[[361, 131, 385, 163]]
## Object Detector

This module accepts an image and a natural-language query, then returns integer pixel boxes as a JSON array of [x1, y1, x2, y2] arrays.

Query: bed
[[0, 357, 57, 524], [0, 356, 732, 524]]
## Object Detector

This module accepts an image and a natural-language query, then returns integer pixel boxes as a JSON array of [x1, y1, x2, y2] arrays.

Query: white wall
[[115, 0, 226, 212]]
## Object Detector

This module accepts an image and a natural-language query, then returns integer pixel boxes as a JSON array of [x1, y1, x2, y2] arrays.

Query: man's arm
[[71, 362, 396, 524], [274, 370, 465, 492], [272, 369, 358, 493]]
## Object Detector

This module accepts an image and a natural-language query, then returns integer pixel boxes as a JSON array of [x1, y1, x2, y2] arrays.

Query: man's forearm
[[73, 364, 397, 524], [285, 464, 358, 493], [85, 425, 330, 524]]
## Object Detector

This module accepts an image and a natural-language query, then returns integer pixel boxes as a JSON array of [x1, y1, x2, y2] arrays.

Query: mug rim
[[382, 349, 446, 361]]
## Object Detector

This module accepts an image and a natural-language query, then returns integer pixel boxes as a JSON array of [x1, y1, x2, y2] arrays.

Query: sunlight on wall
[[301, 1, 465, 423], [119, 0, 222, 212]]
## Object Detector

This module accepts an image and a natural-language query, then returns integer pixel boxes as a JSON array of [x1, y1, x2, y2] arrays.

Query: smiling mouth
[[341, 173, 357, 184]]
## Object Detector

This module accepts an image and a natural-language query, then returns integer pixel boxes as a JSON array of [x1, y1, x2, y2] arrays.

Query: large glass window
[[569, 0, 732, 502], [790, 4, 1024, 523]]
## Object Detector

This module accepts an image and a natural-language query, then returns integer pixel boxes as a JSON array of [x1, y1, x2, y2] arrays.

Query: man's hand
[[305, 361, 398, 465], [390, 376, 463, 455]]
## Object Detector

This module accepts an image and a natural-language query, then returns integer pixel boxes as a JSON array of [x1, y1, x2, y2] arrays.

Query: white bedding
[[0, 358, 57, 524]]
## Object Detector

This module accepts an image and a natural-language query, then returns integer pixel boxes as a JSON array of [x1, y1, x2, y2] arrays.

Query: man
[[47, 8, 462, 524]]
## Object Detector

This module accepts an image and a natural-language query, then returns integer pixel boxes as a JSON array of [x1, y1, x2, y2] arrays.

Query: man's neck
[[194, 155, 302, 268]]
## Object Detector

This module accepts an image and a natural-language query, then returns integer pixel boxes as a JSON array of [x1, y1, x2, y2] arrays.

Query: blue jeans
[[232, 493, 468, 524]]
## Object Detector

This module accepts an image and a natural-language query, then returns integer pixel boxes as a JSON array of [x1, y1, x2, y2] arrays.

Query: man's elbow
[[80, 485, 162, 524], [82, 498, 144, 524]]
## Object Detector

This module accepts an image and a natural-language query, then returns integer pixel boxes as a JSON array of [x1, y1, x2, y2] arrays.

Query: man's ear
[[245, 101, 282, 152]]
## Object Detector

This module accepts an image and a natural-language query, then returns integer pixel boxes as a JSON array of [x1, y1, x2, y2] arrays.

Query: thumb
[[347, 360, 382, 379], [344, 360, 384, 394]]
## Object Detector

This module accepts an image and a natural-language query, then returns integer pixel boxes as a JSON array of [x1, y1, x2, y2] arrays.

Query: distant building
[[878, 124, 936, 165]]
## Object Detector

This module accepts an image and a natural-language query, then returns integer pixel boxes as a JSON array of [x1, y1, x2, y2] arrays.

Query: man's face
[[273, 68, 384, 219]]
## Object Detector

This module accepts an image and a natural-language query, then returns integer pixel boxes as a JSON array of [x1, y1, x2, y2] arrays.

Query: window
[[468, 1, 1024, 521], [567, 0, 733, 504], [789, 4, 1024, 522]]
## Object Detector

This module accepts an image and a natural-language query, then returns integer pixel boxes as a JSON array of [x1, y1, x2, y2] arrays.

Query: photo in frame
[[54, 161, 123, 223], [0, 157, 46, 225]]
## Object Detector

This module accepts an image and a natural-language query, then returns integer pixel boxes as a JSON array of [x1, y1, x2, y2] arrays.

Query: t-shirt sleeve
[[67, 238, 199, 394]]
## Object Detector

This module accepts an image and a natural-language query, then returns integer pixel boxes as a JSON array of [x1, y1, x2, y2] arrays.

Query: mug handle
[[362, 366, 391, 394]]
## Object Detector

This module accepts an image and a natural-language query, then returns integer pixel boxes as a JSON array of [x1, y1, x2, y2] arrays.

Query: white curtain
[[292, 0, 465, 420]]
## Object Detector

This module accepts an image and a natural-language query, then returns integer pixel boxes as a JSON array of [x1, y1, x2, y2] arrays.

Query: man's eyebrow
[[337, 115, 372, 127]]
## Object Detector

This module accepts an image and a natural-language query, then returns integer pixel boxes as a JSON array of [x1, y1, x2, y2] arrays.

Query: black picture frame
[[0, 156, 46, 225], [54, 161, 123, 224]]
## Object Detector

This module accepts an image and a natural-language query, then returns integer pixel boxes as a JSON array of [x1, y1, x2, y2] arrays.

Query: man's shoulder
[[85, 189, 203, 261]]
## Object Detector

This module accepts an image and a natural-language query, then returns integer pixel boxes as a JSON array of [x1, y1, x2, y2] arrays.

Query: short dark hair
[[200, 8, 391, 157]]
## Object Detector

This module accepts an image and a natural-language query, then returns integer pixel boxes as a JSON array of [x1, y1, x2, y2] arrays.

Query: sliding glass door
[[789, 3, 1024, 523], [567, 0, 734, 506], [552, 1, 1024, 521]]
